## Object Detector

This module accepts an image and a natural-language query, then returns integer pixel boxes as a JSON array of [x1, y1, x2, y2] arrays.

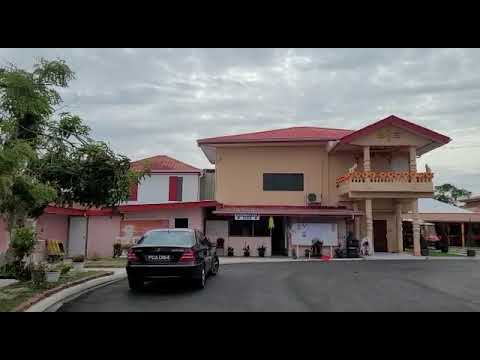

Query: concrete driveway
[[58, 260, 480, 312]]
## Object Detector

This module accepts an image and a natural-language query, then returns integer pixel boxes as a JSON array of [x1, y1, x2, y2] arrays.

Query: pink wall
[[37, 214, 69, 244], [87, 216, 121, 258], [123, 208, 205, 231], [0, 218, 7, 254]]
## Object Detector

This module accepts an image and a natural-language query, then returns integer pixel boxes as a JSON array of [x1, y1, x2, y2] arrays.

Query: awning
[[214, 205, 363, 217]]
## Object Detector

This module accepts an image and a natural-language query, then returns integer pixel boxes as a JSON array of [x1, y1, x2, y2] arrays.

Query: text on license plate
[[147, 255, 170, 261]]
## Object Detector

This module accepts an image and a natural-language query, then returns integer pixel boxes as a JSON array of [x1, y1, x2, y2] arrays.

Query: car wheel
[[194, 266, 206, 289], [210, 257, 220, 276], [128, 276, 144, 291]]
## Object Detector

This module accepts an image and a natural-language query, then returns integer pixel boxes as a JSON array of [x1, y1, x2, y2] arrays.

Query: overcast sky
[[1, 48, 479, 193]]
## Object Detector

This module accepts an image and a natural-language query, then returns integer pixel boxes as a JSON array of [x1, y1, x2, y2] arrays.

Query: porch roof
[[213, 205, 362, 217]]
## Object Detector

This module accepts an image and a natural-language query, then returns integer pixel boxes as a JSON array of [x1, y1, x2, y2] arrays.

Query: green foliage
[[10, 227, 36, 261], [434, 183, 472, 205], [0, 58, 150, 230]]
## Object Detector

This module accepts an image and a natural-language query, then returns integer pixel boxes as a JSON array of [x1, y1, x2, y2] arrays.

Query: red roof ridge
[[198, 125, 353, 145], [131, 154, 201, 172]]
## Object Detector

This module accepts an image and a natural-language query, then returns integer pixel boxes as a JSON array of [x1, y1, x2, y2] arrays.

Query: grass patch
[[427, 250, 464, 257], [85, 257, 127, 268], [0, 270, 108, 312]]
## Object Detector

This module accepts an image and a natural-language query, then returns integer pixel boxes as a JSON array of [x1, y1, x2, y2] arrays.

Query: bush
[[10, 227, 37, 262], [59, 263, 73, 275], [71, 255, 85, 263]]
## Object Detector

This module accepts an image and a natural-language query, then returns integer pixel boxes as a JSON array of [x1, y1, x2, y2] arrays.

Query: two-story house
[[198, 115, 451, 257], [0, 155, 216, 258]]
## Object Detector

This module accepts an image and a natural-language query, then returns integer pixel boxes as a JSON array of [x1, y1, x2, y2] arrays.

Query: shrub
[[71, 255, 85, 263], [59, 262, 73, 275], [10, 227, 37, 262]]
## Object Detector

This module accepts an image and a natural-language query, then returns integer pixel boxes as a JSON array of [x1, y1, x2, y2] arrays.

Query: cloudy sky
[[1, 48, 479, 193]]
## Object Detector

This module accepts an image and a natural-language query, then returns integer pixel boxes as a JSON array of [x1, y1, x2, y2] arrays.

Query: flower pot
[[467, 249, 476, 257], [257, 249, 266, 257], [46, 271, 61, 283], [73, 262, 84, 271]]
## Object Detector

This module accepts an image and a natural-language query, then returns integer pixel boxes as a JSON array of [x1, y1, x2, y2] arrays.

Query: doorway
[[271, 217, 286, 256], [68, 217, 88, 257], [373, 220, 388, 252]]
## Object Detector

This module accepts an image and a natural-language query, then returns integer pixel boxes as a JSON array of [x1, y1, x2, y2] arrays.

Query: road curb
[[23, 271, 127, 312]]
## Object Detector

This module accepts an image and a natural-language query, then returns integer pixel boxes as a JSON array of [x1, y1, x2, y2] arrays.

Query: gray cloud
[[2, 48, 480, 193]]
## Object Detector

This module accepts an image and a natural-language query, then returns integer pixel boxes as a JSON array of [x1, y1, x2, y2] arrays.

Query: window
[[229, 217, 270, 237], [168, 176, 183, 201], [263, 173, 304, 191], [254, 217, 270, 236], [175, 218, 189, 228], [229, 220, 253, 236], [138, 230, 194, 247]]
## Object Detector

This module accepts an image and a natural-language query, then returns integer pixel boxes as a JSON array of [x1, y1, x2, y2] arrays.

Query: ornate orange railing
[[336, 171, 434, 187]]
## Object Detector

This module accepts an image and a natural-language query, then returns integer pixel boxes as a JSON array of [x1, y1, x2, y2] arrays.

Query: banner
[[289, 223, 338, 246]]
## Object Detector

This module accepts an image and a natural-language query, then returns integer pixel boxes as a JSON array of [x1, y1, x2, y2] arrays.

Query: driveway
[[58, 260, 480, 312]]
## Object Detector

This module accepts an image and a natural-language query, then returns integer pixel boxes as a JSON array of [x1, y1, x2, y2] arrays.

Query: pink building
[[0, 155, 216, 258]]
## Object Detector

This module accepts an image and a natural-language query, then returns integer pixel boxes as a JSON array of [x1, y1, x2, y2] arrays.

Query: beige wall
[[216, 145, 357, 206]]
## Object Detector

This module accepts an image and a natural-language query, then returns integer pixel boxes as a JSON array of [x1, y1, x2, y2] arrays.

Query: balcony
[[336, 171, 434, 199]]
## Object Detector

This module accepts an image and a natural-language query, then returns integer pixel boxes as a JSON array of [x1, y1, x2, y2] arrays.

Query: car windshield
[[138, 231, 195, 247]]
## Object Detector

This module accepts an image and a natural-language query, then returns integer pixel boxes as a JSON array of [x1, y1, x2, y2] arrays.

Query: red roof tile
[[130, 155, 201, 173], [197, 126, 354, 145]]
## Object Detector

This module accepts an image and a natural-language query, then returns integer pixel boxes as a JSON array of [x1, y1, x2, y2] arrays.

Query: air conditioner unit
[[306, 193, 321, 205]]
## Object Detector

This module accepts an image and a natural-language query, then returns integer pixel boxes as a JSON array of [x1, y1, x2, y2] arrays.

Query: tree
[[0, 59, 149, 234], [433, 183, 471, 205]]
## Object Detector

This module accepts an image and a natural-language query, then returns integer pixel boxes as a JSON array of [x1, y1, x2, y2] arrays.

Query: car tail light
[[127, 249, 139, 262], [179, 249, 195, 263]]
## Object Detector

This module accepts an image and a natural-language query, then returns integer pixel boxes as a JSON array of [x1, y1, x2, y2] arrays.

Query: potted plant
[[60, 262, 73, 276], [335, 247, 346, 258], [243, 245, 250, 257], [227, 247, 234, 257], [31, 262, 46, 287], [113, 242, 122, 258], [257, 245, 266, 257], [45, 263, 61, 283], [72, 255, 85, 271], [467, 249, 476, 257]]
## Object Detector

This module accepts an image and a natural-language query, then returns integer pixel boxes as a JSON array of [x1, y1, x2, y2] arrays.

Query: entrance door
[[68, 217, 88, 256], [373, 220, 388, 252], [271, 217, 286, 256]]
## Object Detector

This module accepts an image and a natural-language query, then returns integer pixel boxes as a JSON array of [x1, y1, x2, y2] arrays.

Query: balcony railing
[[336, 171, 434, 187]]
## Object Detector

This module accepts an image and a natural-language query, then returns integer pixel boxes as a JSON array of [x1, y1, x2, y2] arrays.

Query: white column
[[365, 199, 374, 255], [411, 199, 421, 256], [395, 201, 403, 253], [363, 146, 371, 172], [353, 202, 361, 240]]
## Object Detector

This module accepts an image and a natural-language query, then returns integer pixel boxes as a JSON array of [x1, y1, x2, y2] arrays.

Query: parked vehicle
[[126, 229, 219, 291]]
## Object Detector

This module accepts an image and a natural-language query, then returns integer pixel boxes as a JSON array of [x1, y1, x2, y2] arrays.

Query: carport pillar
[[363, 146, 371, 173], [461, 223, 465, 248], [395, 202, 403, 253], [353, 202, 361, 240], [365, 199, 374, 255], [411, 199, 421, 256]]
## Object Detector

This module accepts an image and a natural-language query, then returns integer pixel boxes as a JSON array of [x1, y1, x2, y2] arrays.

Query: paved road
[[59, 261, 480, 312]]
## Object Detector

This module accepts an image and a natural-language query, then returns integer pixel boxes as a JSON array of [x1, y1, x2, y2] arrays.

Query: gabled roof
[[197, 126, 354, 145], [337, 115, 451, 146], [130, 155, 201, 173]]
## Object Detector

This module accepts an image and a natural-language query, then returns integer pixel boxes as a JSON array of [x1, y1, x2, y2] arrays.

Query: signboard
[[288, 223, 338, 246], [234, 214, 259, 221]]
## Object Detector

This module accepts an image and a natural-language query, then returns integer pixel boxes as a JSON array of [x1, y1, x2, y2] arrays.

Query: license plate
[[147, 255, 170, 262]]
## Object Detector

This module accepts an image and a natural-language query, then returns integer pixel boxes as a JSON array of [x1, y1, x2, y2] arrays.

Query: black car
[[126, 228, 219, 291]]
